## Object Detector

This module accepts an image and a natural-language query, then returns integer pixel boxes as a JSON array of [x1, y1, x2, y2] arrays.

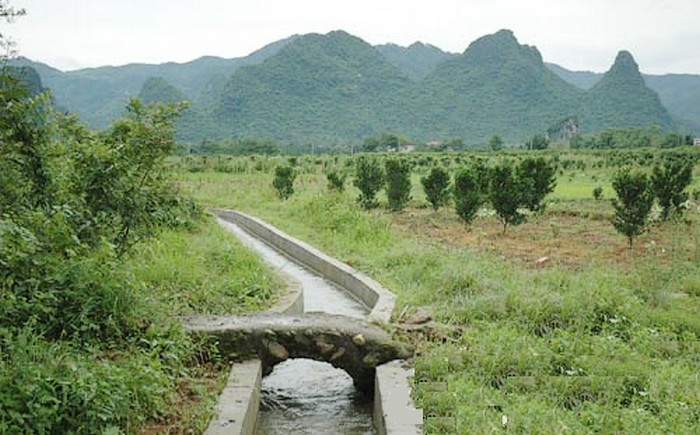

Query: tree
[[488, 134, 504, 151], [421, 166, 451, 211], [0, 0, 25, 58], [516, 157, 557, 213], [385, 158, 412, 211], [272, 165, 296, 199], [326, 169, 346, 192], [353, 155, 384, 209], [489, 163, 525, 234], [611, 168, 654, 248], [651, 159, 693, 220], [454, 167, 486, 225], [525, 133, 550, 150]]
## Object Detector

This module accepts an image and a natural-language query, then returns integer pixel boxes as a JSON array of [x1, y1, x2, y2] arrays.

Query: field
[[174, 148, 700, 434]]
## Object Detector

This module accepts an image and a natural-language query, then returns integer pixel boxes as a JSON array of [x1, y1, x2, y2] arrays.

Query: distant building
[[694, 138, 700, 147]]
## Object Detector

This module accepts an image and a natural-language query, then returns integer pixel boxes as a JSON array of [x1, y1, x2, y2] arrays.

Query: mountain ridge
[[13, 29, 695, 143]]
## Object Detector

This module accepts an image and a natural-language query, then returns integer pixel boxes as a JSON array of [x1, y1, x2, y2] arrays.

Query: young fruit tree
[[421, 166, 451, 211], [611, 168, 655, 248], [353, 155, 384, 209], [272, 165, 296, 199], [326, 169, 346, 192], [453, 166, 485, 225], [651, 158, 693, 220], [516, 157, 557, 213], [385, 157, 412, 211], [489, 163, 525, 234]]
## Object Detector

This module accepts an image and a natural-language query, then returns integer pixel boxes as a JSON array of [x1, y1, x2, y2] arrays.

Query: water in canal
[[217, 219, 376, 435]]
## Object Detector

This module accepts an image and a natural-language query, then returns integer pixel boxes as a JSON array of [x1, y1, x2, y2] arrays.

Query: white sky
[[7, 0, 700, 74]]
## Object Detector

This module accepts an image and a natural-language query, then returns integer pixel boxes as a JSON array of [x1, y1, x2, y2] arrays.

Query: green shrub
[[593, 186, 604, 200], [517, 157, 557, 212], [272, 165, 296, 199], [353, 155, 384, 209], [611, 168, 654, 247], [325, 169, 346, 192], [421, 166, 451, 211], [453, 167, 485, 225], [489, 163, 526, 234], [651, 159, 693, 220], [385, 158, 412, 211]]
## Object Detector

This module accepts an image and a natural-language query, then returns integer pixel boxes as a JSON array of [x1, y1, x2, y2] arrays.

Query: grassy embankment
[[126, 217, 283, 433], [1, 217, 282, 434], [175, 150, 700, 434]]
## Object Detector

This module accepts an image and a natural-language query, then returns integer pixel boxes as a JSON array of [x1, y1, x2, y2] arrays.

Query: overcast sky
[[7, 0, 700, 74]]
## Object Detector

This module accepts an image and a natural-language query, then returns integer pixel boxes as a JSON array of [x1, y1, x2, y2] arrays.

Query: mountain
[[409, 29, 583, 141], [2, 65, 44, 95], [138, 76, 186, 105], [375, 42, 457, 80], [544, 63, 600, 90], [11, 36, 297, 128], [16, 29, 683, 145], [213, 30, 412, 144], [546, 63, 700, 133], [584, 51, 674, 131]]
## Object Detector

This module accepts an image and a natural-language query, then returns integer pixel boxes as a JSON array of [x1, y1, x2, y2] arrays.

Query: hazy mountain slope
[[214, 30, 412, 143], [12, 36, 297, 129], [375, 42, 456, 80], [644, 74, 700, 132], [584, 51, 674, 132], [413, 30, 583, 142], [545, 62, 601, 90], [16, 29, 685, 143], [547, 63, 699, 133]]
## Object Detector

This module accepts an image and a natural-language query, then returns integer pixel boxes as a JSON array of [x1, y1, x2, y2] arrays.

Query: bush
[[353, 155, 384, 209], [326, 169, 346, 192], [421, 166, 451, 211], [611, 168, 654, 247], [272, 165, 296, 199], [651, 159, 693, 220], [517, 157, 557, 212], [489, 163, 526, 234], [593, 186, 604, 200], [453, 167, 486, 225], [385, 158, 412, 211]]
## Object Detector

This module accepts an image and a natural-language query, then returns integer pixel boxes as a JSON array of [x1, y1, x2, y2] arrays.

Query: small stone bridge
[[183, 312, 412, 393]]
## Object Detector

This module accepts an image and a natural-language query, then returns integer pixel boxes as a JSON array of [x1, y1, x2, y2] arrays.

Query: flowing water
[[218, 219, 376, 435]]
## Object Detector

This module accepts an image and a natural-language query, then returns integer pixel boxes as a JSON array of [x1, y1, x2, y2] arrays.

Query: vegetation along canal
[[218, 219, 376, 435]]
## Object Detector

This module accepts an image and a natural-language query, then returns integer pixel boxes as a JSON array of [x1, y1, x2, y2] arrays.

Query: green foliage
[[525, 133, 550, 150], [353, 155, 385, 209], [593, 186, 604, 200], [0, 325, 187, 433], [421, 166, 451, 211], [272, 165, 296, 199], [488, 163, 526, 234], [453, 167, 486, 224], [651, 158, 693, 220], [385, 158, 412, 211], [488, 134, 504, 151], [0, 63, 217, 432], [326, 169, 346, 192], [196, 137, 280, 155], [362, 132, 407, 152], [611, 168, 655, 247], [516, 157, 557, 212]]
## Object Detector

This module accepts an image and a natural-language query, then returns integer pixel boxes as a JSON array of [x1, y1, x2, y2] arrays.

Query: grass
[[174, 150, 700, 434], [0, 215, 283, 434], [125, 217, 282, 316], [124, 216, 283, 433]]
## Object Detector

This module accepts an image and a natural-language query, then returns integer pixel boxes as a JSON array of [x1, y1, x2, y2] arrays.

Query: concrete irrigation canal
[[182, 209, 422, 435]]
